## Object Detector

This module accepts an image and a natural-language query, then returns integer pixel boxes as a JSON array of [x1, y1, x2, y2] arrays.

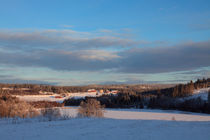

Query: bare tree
[[78, 99, 104, 118], [0, 95, 39, 118]]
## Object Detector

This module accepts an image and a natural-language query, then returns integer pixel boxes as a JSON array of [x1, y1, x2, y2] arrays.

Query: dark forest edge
[[64, 78, 210, 114]]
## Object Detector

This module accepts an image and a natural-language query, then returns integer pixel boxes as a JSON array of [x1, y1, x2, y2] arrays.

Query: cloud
[[177, 68, 210, 79], [0, 29, 137, 51], [0, 78, 57, 85], [76, 50, 121, 61], [60, 24, 74, 28], [0, 40, 210, 74], [0, 73, 57, 85], [190, 22, 210, 32], [0, 49, 119, 71], [0, 29, 209, 74], [118, 40, 210, 73]]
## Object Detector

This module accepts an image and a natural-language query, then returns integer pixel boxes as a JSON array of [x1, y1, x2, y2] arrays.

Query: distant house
[[88, 89, 97, 93], [111, 90, 118, 94]]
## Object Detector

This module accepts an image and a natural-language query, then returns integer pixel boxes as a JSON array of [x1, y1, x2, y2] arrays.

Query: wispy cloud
[[189, 20, 210, 32], [60, 24, 74, 28]]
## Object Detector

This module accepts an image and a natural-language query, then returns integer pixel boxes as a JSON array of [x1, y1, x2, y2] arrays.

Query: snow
[[183, 87, 210, 101], [68, 92, 100, 99], [15, 94, 68, 103], [60, 107, 210, 121], [15, 92, 102, 103], [17, 88, 210, 103], [0, 117, 210, 140], [15, 90, 118, 103], [1, 108, 210, 140], [4, 88, 209, 139]]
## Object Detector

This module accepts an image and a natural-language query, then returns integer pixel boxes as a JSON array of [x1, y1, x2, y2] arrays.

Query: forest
[[64, 78, 210, 113]]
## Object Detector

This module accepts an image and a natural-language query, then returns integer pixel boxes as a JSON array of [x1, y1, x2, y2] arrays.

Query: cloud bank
[[0, 29, 209, 77]]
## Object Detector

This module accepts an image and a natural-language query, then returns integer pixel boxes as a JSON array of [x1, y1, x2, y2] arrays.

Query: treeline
[[64, 93, 145, 108], [148, 95, 210, 113], [0, 83, 174, 95], [141, 78, 210, 98], [64, 78, 210, 114]]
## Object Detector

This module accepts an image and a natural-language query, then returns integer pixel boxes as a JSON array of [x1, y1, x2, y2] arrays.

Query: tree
[[172, 86, 179, 97], [78, 99, 104, 118]]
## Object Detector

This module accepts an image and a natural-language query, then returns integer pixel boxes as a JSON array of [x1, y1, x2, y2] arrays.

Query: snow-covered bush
[[78, 99, 104, 118]]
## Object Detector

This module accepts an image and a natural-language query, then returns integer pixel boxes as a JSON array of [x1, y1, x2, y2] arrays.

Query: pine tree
[[172, 86, 179, 97]]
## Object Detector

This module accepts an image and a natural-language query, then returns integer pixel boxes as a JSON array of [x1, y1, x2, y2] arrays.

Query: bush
[[78, 99, 104, 118], [29, 101, 64, 108], [0, 95, 39, 118], [41, 108, 61, 121]]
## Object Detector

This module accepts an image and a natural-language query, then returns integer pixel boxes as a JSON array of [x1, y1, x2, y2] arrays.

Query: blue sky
[[0, 0, 209, 85]]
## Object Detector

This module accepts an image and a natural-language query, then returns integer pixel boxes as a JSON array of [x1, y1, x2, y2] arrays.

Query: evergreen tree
[[172, 86, 179, 97]]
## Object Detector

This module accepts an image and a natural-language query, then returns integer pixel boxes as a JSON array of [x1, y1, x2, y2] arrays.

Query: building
[[87, 89, 97, 93]]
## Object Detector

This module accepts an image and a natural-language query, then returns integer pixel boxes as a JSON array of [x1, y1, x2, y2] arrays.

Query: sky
[[0, 0, 210, 85]]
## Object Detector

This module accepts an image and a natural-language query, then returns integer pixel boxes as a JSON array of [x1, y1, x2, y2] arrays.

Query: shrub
[[78, 99, 104, 118], [41, 108, 61, 121], [0, 95, 39, 118], [29, 101, 63, 108]]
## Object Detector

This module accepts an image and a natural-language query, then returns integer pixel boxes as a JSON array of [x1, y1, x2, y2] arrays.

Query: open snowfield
[[15, 94, 69, 103], [1, 108, 210, 140], [5, 88, 209, 139], [60, 107, 210, 121], [0, 118, 210, 140]]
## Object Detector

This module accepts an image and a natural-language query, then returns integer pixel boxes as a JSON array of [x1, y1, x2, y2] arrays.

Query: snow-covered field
[[4, 88, 209, 140], [1, 108, 210, 140], [15, 92, 101, 103], [15, 94, 68, 103], [60, 107, 210, 121], [0, 115, 210, 140]]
